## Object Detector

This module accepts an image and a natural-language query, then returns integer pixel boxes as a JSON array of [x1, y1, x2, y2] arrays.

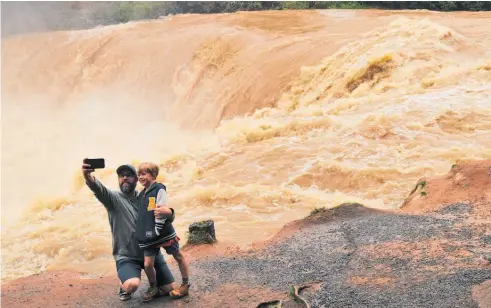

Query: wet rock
[[187, 220, 217, 245], [256, 300, 283, 308]]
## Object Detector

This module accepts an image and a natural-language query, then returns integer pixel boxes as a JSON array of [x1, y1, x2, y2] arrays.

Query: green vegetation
[[2, 1, 490, 37], [288, 285, 302, 303], [310, 207, 325, 216], [409, 180, 428, 197], [417, 181, 428, 196], [418, 180, 426, 189], [108, 1, 491, 23]]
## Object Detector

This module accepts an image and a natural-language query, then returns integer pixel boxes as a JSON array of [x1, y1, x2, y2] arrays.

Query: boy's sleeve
[[155, 188, 168, 234], [156, 188, 168, 206]]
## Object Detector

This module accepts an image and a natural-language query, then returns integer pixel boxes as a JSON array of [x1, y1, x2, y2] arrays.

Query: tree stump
[[187, 220, 217, 245]]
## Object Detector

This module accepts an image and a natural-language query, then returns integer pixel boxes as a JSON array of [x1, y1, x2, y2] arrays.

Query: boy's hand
[[155, 205, 172, 219]]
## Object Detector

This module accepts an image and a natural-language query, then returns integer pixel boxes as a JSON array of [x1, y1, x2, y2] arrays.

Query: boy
[[135, 162, 191, 302]]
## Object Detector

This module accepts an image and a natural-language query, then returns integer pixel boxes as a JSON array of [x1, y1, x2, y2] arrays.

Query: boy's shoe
[[169, 284, 190, 299], [156, 288, 171, 297], [118, 287, 132, 301], [142, 284, 159, 302]]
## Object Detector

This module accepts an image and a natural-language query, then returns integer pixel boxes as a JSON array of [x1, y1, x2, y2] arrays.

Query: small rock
[[257, 300, 283, 308], [187, 220, 217, 245]]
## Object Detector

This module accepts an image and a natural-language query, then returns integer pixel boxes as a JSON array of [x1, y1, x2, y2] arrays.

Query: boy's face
[[138, 170, 155, 188]]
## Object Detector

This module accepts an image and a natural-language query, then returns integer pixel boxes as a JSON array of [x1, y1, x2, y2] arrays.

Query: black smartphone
[[83, 158, 105, 169]]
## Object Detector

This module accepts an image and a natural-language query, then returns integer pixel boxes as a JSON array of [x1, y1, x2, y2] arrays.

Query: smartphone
[[83, 158, 105, 169]]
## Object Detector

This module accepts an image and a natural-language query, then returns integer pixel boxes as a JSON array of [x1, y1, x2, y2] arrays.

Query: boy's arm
[[155, 189, 172, 217], [155, 188, 172, 235], [82, 163, 115, 210], [155, 188, 172, 217]]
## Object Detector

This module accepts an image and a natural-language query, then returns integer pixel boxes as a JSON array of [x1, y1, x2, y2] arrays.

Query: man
[[82, 161, 175, 301]]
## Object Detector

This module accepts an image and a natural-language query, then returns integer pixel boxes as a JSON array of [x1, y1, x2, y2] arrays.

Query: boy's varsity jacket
[[136, 182, 176, 249]]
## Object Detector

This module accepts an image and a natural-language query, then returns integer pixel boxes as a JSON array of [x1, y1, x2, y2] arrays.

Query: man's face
[[118, 170, 137, 193]]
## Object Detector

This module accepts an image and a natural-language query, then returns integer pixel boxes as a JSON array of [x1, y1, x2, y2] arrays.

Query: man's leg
[[116, 258, 142, 300], [122, 278, 140, 294], [154, 252, 176, 296]]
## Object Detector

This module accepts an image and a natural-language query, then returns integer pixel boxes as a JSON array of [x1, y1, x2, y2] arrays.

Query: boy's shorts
[[144, 236, 180, 257]]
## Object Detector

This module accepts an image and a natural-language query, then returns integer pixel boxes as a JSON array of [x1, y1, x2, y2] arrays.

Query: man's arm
[[82, 163, 115, 210]]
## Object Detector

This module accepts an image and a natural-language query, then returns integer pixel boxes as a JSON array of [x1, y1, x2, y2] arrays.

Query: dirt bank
[[400, 160, 491, 216], [3, 202, 490, 307]]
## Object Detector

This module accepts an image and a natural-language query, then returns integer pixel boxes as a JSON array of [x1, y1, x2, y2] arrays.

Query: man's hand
[[155, 205, 172, 219], [82, 163, 96, 184]]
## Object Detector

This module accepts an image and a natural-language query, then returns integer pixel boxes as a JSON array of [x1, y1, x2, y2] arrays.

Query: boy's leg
[[163, 239, 190, 299], [154, 252, 176, 295], [173, 251, 190, 285], [143, 255, 157, 285], [142, 247, 160, 302]]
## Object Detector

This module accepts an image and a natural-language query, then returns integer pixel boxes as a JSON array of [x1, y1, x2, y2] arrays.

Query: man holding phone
[[82, 159, 176, 301]]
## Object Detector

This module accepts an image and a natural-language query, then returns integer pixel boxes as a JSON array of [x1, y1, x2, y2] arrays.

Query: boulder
[[187, 220, 217, 245]]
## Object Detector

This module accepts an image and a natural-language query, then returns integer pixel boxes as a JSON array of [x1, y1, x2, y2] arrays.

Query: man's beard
[[120, 181, 137, 194]]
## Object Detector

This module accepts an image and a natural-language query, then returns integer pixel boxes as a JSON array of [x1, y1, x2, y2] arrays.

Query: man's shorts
[[116, 252, 175, 285], [143, 236, 180, 257]]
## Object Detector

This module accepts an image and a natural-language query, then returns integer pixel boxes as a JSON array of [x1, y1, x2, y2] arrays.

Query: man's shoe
[[142, 284, 159, 302], [169, 284, 190, 299], [118, 287, 132, 301]]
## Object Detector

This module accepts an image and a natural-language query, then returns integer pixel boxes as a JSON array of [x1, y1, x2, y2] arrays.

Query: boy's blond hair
[[138, 162, 159, 179]]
